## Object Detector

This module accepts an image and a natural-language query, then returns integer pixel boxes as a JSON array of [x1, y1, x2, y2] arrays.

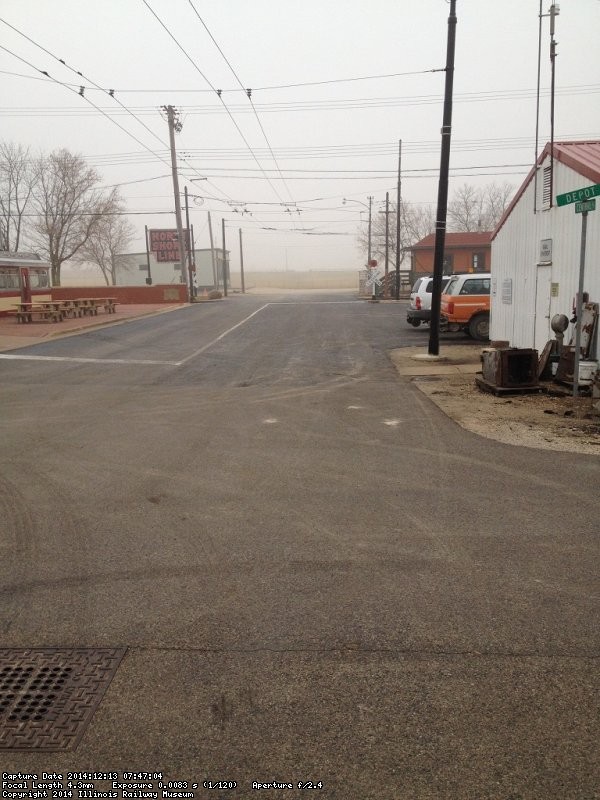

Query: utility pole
[[395, 139, 402, 300], [367, 196, 373, 264], [190, 223, 196, 295], [208, 211, 217, 290], [221, 218, 228, 297], [384, 192, 389, 297], [549, 1, 559, 208], [144, 225, 152, 286], [184, 186, 194, 299], [534, 0, 543, 213], [239, 228, 245, 293], [428, 0, 457, 356], [164, 105, 189, 302]]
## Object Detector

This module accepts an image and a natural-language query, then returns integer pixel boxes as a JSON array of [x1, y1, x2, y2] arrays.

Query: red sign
[[148, 229, 190, 262]]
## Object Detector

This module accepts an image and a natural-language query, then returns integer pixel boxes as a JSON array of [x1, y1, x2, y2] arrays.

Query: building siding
[[491, 153, 600, 354], [115, 249, 227, 288]]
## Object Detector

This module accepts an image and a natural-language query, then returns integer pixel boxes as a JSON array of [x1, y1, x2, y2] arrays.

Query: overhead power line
[[0, 65, 445, 93], [142, 0, 287, 209], [0, 15, 236, 206], [186, 0, 298, 212], [0, 44, 227, 206], [3, 85, 598, 118]]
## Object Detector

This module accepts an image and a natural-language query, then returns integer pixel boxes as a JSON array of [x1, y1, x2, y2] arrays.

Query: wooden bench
[[16, 308, 62, 323]]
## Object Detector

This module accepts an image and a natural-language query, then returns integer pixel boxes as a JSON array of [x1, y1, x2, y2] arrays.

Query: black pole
[[534, 0, 543, 213], [549, 2, 558, 209], [428, 0, 457, 356]]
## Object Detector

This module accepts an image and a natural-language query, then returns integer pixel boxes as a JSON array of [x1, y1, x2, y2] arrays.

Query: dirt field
[[390, 344, 600, 456]]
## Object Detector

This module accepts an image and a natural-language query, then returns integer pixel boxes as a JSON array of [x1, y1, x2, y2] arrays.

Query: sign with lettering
[[539, 238, 552, 262], [148, 229, 190, 262], [556, 184, 600, 207], [575, 199, 596, 214]]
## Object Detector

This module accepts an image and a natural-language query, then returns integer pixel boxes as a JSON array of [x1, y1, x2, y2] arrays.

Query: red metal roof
[[492, 140, 600, 239], [410, 231, 493, 250]]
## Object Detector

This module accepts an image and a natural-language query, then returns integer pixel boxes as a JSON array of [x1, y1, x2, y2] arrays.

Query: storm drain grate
[[0, 648, 125, 751]]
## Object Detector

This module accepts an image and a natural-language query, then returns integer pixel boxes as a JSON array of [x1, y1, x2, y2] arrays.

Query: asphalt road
[[1, 292, 598, 799]]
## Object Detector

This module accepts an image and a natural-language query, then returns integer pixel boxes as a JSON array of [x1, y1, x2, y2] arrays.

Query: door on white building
[[534, 264, 552, 352]]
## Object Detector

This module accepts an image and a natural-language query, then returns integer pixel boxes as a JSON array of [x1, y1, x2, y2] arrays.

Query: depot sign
[[148, 228, 190, 262]]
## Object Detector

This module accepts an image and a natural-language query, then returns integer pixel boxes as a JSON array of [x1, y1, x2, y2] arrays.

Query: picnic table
[[11, 302, 63, 323], [75, 297, 118, 315], [10, 297, 118, 323], [47, 299, 83, 318]]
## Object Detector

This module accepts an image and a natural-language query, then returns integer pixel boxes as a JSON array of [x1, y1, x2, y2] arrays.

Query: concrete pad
[[389, 344, 482, 377]]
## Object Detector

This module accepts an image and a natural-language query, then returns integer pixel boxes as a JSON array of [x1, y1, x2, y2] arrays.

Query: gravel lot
[[390, 344, 600, 456]]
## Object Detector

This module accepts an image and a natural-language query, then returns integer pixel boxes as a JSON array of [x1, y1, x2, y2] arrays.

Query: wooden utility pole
[[395, 140, 402, 300], [190, 223, 196, 296], [184, 186, 194, 299], [221, 218, 228, 297], [144, 225, 152, 286], [208, 211, 217, 289], [384, 191, 389, 297], [367, 196, 373, 264], [164, 105, 189, 302], [239, 228, 246, 294]]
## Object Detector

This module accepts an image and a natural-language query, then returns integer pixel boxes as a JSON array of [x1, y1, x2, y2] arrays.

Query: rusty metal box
[[481, 348, 538, 388]]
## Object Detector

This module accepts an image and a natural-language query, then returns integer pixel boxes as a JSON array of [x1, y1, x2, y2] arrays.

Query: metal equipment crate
[[481, 348, 539, 388]]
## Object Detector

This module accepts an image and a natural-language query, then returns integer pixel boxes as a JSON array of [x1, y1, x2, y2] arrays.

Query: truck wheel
[[469, 313, 489, 341], [410, 320, 421, 327]]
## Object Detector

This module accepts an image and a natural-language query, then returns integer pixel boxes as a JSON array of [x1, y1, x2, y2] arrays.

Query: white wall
[[491, 154, 600, 354], [115, 250, 226, 287]]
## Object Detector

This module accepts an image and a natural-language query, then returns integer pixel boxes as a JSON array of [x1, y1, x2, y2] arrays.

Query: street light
[[343, 196, 374, 265]]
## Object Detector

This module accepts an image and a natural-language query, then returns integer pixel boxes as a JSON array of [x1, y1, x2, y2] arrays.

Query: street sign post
[[557, 189, 597, 396], [556, 184, 600, 207]]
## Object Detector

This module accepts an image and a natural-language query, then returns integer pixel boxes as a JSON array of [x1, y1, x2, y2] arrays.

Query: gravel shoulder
[[390, 344, 600, 456]]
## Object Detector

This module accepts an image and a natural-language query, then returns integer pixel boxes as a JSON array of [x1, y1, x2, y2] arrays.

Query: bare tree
[[27, 148, 118, 285], [75, 208, 135, 286], [0, 142, 37, 252], [448, 182, 513, 232], [357, 201, 435, 266]]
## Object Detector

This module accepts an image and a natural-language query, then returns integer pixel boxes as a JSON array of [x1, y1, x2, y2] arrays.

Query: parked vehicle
[[440, 272, 491, 340], [407, 275, 452, 327]]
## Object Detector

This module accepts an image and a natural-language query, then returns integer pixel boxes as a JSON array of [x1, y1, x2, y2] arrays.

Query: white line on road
[[0, 305, 272, 367], [0, 301, 365, 367], [0, 354, 180, 366], [178, 303, 271, 364]]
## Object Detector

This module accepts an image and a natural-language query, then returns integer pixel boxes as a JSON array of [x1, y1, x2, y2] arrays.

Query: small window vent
[[542, 165, 552, 208]]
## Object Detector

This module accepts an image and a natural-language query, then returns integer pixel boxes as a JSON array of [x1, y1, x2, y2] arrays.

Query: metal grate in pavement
[[0, 648, 125, 751]]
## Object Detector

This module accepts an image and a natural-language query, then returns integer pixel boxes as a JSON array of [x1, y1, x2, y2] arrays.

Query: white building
[[115, 248, 229, 289], [490, 141, 600, 354]]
